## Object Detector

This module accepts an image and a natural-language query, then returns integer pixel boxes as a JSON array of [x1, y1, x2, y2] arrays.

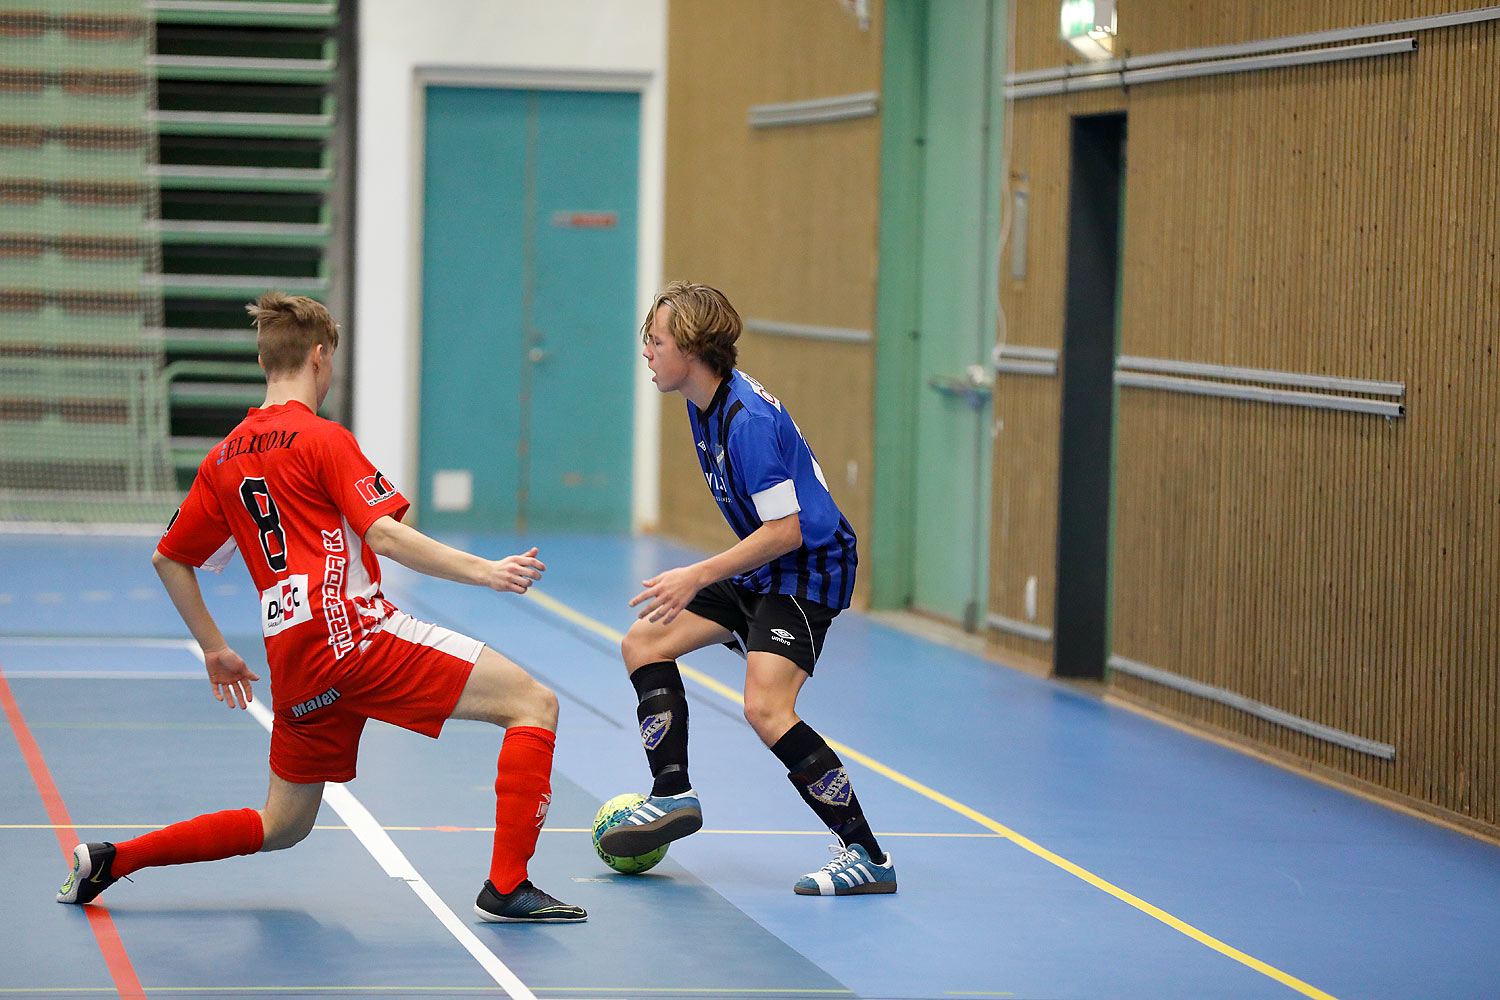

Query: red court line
[[0, 661, 147, 1000]]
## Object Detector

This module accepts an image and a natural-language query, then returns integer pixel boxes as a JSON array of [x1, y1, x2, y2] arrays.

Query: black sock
[[630, 661, 691, 796], [772, 721, 884, 861]]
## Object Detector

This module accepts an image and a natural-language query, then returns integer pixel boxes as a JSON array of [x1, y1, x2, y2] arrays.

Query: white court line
[[0, 636, 203, 649], [0, 638, 204, 679], [4, 671, 203, 679], [0, 522, 164, 536]]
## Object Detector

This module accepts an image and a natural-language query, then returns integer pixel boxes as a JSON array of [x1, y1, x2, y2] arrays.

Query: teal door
[[419, 86, 639, 533], [874, 1, 1006, 627]]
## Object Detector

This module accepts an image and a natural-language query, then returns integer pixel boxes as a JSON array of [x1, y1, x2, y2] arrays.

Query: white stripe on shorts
[[377, 610, 483, 663], [787, 596, 818, 665]]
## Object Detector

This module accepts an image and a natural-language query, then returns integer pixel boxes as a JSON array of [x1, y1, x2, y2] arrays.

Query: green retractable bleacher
[[0, 0, 345, 519], [148, 0, 343, 486], [0, 1, 175, 522]]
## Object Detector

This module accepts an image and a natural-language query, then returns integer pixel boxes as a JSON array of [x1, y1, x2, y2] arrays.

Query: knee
[[742, 696, 785, 745], [620, 625, 654, 671], [258, 807, 315, 852], [510, 676, 558, 731]]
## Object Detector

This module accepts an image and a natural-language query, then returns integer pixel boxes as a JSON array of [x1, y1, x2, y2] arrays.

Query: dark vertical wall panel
[[1054, 113, 1124, 679]]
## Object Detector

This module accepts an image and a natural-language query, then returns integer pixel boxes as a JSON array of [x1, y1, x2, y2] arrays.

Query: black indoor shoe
[[473, 878, 587, 923], [57, 842, 120, 905]]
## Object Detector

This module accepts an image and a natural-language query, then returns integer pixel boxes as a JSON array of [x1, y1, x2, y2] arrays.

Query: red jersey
[[158, 400, 410, 701]]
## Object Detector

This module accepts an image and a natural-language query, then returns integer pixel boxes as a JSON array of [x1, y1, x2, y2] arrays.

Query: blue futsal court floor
[[2, 531, 1498, 1000]]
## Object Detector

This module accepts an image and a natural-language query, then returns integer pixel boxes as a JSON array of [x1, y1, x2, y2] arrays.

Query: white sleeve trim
[[201, 536, 238, 574], [751, 479, 800, 522]]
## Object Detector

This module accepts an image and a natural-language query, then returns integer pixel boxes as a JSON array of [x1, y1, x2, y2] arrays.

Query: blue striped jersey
[[687, 370, 857, 609]]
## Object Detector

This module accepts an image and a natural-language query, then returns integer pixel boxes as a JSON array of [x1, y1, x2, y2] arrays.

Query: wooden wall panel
[[660, 1, 881, 600], [987, 373, 1060, 656], [999, 2, 1500, 834]]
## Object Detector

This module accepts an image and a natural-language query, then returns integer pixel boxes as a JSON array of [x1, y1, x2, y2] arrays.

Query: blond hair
[[246, 291, 339, 375], [641, 281, 740, 377]]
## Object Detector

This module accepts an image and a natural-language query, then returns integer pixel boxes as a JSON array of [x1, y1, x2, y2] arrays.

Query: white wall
[[354, 0, 665, 529]]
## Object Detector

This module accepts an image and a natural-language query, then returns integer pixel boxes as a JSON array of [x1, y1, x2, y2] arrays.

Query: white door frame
[[406, 65, 662, 528]]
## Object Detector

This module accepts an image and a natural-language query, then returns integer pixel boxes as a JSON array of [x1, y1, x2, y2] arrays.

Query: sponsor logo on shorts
[[807, 766, 852, 807], [640, 711, 672, 750], [770, 628, 795, 646], [261, 575, 311, 636], [289, 686, 341, 718]]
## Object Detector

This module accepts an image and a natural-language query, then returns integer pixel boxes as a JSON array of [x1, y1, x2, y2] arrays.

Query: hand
[[629, 564, 705, 625], [486, 547, 545, 594], [204, 645, 258, 710]]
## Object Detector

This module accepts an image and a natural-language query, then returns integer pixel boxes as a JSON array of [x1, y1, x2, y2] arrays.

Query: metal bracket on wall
[[747, 91, 879, 128], [988, 349, 1405, 417], [987, 612, 1053, 643], [744, 318, 872, 343], [1006, 38, 1415, 99], [1109, 654, 1396, 760], [1114, 356, 1406, 418], [1007, 4, 1500, 97], [992, 343, 1058, 376]]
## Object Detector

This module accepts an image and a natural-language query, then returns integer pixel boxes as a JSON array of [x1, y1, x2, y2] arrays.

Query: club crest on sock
[[806, 766, 851, 807], [639, 711, 672, 750]]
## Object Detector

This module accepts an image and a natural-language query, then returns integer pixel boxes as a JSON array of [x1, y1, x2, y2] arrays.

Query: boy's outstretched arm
[[630, 511, 802, 625], [363, 515, 544, 594], [151, 550, 259, 709]]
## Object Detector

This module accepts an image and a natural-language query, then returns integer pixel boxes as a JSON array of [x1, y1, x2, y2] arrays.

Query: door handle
[[927, 365, 993, 408]]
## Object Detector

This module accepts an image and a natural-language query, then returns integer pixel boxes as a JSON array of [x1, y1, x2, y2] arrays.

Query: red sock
[[112, 807, 264, 878], [489, 726, 555, 893]]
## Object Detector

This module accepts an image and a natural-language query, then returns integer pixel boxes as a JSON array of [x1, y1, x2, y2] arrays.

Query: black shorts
[[684, 580, 841, 676]]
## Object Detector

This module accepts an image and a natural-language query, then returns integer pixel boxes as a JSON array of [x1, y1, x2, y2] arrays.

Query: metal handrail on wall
[[1113, 357, 1406, 418], [1003, 5, 1500, 100], [988, 349, 1407, 418]]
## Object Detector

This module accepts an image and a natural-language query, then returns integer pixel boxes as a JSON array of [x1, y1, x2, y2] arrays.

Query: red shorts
[[269, 610, 482, 784]]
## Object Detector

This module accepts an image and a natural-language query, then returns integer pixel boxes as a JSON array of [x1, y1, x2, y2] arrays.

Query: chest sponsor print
[[261, 574, 312, 636]]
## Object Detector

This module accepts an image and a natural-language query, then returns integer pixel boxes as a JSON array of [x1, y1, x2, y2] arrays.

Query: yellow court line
[[525, 588, 1341, 1000]]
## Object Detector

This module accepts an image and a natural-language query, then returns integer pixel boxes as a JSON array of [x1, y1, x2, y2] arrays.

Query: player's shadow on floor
[[69, 904, 363, 956]]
